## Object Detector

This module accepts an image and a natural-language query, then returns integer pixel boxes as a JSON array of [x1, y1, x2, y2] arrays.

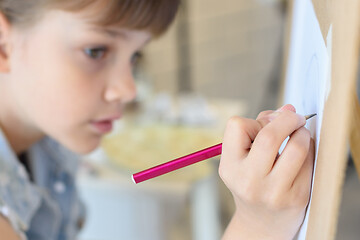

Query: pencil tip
[[305, 113, 317, 120]]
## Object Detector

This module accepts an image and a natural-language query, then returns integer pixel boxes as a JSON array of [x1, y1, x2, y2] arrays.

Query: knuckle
[[288, 128, 311, 158], [225, 116, 250, 139], [226, 116, 245, 131], [227, 115, 242, 125], [292, 188, 310, 208], [257, 110, 273, 119], [297, 196, 310, 209], [256, 129, 277, 148], [291, 140, 309, 159], [299, 127, 311, 139]]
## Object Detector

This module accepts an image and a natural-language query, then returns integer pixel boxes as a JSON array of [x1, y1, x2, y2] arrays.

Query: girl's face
[[7, 10, 151, 154]]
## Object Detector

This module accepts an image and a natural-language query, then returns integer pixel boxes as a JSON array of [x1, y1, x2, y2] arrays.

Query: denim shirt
[[0, 128, 86, 240]]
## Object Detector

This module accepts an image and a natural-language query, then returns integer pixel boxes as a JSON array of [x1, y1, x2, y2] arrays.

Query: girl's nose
[[104, 66, 137, 103]]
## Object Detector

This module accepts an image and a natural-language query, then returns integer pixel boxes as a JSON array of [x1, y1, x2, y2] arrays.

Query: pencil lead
[[305, 113, 317, 120]]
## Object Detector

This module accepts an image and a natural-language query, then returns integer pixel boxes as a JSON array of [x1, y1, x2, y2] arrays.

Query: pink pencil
[[132, 143, 222, 184], [131, 113, 317, 184]]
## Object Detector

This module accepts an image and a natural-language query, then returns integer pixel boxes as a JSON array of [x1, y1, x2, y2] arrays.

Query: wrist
[[222, 211, 295, 240]]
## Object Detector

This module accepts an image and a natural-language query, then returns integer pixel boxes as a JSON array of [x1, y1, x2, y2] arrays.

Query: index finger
[[247, 110, 306, 175], [221, 116, 262, 163], [256, 104, 297, 126]]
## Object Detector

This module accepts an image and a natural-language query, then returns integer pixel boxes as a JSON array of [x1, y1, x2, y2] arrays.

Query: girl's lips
[[90, 120, 114, 134], [90, 114, 121, 134]]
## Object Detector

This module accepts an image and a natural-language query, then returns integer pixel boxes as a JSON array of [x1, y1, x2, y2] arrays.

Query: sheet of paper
[[283, 0, 330, 238]]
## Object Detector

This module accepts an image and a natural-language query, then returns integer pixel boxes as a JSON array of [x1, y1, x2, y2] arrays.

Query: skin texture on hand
[[219, 104, 315, 240]]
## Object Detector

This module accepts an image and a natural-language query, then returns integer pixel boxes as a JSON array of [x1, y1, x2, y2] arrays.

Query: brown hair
[[0, 0, 180, 36]]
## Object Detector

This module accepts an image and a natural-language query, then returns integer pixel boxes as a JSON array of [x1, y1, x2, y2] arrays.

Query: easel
[[282, 0, 360, 239]]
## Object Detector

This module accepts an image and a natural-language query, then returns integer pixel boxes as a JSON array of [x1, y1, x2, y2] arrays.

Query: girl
[[0, 0, 314, 239]]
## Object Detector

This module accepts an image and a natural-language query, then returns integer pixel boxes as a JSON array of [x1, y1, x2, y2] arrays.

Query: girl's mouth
[[90, 120, 114, 134], [90, 115, 121, 134]]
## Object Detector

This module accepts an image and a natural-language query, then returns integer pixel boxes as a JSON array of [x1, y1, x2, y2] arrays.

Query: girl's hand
[[219, 104, 315, 240]]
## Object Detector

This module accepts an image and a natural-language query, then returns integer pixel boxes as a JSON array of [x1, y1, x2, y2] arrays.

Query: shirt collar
[[0, 127, 42, 231], [31, 137, 80, 177]]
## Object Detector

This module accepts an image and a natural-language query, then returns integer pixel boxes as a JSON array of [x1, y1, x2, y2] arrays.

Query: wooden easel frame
[[281, 0, 360, 239]]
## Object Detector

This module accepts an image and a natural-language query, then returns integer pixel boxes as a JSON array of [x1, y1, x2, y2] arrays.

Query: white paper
[[283, 0, 330, 238]]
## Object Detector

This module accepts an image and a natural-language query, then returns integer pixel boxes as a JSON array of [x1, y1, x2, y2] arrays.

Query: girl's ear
[[0, 12, 11, 73]]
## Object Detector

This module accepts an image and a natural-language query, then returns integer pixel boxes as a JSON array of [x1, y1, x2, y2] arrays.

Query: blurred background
[[77, 0, 360, 239]]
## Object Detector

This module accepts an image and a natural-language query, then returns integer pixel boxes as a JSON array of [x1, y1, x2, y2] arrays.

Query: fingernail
[[277, 104, 296, 113]]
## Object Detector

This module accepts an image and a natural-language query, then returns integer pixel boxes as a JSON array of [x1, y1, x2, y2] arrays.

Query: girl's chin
[[75, 145, 100, 155], [63, 137, 102, 155]]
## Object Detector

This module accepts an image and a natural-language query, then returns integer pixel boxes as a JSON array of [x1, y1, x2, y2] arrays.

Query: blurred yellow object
[[101, 124, 222, 183]]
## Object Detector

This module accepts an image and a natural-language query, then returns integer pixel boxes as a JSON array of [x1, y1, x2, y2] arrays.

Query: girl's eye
[[131, 52, 142, 65], [84, 47, 107, 60]]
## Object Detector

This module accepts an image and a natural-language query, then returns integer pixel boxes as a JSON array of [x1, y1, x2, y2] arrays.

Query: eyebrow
[[89, 27, 129, 39], [87, 26, 152, 48], [104, 29, 129, 39]]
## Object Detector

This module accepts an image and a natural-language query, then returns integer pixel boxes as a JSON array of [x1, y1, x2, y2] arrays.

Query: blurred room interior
[[77, 0, 360, 239]]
